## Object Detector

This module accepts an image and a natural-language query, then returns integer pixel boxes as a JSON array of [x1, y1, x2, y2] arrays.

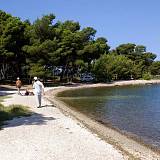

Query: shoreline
[[45, 80, 160, 159]]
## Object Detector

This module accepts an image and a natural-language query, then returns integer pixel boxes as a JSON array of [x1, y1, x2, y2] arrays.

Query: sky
[[1, 0, 160, 59]]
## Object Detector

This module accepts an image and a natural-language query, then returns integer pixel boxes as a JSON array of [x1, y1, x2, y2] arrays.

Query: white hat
[[34, 77, 38, 80], [17, 77, 20, 80]]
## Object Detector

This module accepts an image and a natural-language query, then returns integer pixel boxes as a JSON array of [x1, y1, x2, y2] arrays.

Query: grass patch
[[0, 95, 11, 103], [0, 103, 32, 127]]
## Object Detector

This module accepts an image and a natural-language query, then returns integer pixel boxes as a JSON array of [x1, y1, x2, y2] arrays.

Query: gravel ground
[[0, 88, 125, 160]]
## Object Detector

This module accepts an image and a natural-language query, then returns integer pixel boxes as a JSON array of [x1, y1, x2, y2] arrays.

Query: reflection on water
[[58, 84, 160, 148]]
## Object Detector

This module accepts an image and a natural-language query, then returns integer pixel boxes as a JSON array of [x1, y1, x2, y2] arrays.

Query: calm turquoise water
[[57, 84, 160, 148]]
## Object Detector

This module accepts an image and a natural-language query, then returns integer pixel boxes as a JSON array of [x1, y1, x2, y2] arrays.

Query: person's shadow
[[1, 112, 57, 129], [39, 104, 55, 108]]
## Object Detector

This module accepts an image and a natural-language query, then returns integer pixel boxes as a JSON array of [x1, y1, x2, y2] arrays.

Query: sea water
[[58, 84, 160, 148]]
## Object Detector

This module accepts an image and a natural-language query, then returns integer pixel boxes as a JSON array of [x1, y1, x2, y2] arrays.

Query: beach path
[[0, 88, 125, 160]]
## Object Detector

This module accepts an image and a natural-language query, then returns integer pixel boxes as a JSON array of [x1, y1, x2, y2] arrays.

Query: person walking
[[33, 77, 45, 108], [16, 77, 22, 95]]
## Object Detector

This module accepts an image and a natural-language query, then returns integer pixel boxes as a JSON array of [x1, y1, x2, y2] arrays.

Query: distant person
[[16, 77, 22, 95], [24, 88, 29, 96], [33, 77, 44, 108], [24, 88, 34, 96]]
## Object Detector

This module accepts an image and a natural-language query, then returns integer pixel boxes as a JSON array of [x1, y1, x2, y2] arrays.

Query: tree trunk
[[0, 63, 9, 80]]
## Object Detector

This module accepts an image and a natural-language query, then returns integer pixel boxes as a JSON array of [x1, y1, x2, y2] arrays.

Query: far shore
[[45, 79, 160, 160], [48, 79, 160, 96]]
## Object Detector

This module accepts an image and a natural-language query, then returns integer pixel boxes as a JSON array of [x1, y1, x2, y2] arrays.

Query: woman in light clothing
[[33, 77, 44, 108]]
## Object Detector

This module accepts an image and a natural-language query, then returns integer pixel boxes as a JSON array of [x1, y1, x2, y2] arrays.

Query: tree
[[33, 14, 56, 42], [1, 10, 159, 83], [0, 10, 28, 79], [150, 61, 160, 75], [23, 14, 59, 79], [93, 54, 133, 82], [28, 63, 51, 78], [115, 43, 156, 78], [116, 43, 136, 55]]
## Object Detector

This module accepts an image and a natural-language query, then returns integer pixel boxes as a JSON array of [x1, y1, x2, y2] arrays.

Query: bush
[[142, 73, 152, 80], [93, 54, 133, 82]]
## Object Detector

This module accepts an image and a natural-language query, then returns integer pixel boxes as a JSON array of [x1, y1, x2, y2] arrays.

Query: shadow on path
[[1, 112, 57, 129], [0, 86, 16, 91], [39, 104, 55, 108], [0, 86, 17, 96]]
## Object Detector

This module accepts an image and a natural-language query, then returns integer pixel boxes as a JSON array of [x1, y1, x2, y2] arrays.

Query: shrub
[[142, 73, 152, 80]]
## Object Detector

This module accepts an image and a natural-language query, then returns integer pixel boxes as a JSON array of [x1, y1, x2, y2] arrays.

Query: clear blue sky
[[1, 0, 160, 59]]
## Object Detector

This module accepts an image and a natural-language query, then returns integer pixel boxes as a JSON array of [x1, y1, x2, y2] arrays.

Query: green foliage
[[142, 73, 152, 80], [135, 45, 146, 53], [33, 14, 56, 41], [93, 54, 133, 82], [60, 20, 80, 32], [0, 96, 11, 102], [131, 62, 144, 79], [0, 10, 158, 82], [114, 43, 156, 79], [92, 54, 111, 82], [0, 10, 29, 79], [149, 61, 160, 75], [0, 103, 31, 126], [28, 63, 50, 78], [116, 43, 136, 56]]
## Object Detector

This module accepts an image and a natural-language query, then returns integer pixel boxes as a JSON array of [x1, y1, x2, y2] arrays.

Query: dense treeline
[[0, 10, 160, 82]]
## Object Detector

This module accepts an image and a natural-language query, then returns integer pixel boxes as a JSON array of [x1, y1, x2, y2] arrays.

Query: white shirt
[[33, 80, 44, 95]]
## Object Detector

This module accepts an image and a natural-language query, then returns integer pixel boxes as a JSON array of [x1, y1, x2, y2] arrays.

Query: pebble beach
[[1, 80, 160, 159]]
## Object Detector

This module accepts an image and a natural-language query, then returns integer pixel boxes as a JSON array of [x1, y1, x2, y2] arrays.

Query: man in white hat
[[33, 77, 44, 108]]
